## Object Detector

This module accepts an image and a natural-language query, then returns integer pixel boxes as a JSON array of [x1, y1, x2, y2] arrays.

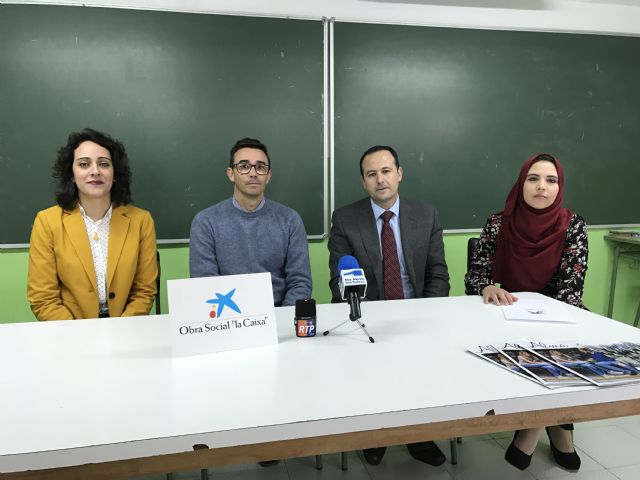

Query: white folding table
[[1, 294, 639, 479]]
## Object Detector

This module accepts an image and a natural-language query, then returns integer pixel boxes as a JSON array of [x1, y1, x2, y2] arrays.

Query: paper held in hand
[[501, 293, 576, 324]]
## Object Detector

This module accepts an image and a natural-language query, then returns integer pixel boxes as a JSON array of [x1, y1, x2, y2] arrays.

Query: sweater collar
[[231, 196, 266, 213]]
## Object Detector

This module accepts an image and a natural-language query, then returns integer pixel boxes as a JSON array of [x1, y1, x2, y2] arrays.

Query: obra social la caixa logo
[[206, 288, 241, 319]]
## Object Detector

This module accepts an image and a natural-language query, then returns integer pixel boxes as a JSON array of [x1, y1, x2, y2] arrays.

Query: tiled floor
[[135, 415, 640, 480]]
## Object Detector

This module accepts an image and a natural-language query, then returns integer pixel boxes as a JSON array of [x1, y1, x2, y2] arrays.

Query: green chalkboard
[[334, 22, 640, 228], [0, 5, 325, 243]]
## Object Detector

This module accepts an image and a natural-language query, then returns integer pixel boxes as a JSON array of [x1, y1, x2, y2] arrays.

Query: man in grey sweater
[[189, 137, 312, 308]]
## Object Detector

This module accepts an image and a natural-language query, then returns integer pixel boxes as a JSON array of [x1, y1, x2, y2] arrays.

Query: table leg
[[450, 438, 458, 465], [608, 246, 621, 318]]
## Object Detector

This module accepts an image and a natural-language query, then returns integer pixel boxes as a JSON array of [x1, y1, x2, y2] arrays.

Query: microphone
[[323, 255, 374, 343], [338, 255, 367, 320], [294, 298, 316, 337]]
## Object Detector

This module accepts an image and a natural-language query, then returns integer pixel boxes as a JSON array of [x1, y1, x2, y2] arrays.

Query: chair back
[[155, 250, 161, 315], [467, 238, 480, 271], [465, 238, 480, 295]]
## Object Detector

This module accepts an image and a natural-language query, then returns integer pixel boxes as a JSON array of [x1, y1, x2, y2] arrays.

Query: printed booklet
[[522, 341, 640, 387], [468, 344, 539, 384], [468, 341, 640, 389]]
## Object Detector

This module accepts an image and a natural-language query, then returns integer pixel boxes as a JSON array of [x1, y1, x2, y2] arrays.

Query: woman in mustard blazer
[[28, 128, 158, 320]]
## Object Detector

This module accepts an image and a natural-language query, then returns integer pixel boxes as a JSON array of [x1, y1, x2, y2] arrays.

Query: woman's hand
[[481, 285, 518, 305]]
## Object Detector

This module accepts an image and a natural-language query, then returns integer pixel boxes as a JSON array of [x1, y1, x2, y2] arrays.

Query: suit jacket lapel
[[108, 205, 130, 286], [63, 208, 97, 291], [358, 200, 384, 291], [399, 201, 418, 291]]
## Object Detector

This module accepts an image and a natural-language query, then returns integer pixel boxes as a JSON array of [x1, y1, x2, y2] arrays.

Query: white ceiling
[[3, 0, 640, 35]]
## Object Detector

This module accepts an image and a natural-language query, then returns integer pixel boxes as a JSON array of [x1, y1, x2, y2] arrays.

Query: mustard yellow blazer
[[27, 205, 158, 321]]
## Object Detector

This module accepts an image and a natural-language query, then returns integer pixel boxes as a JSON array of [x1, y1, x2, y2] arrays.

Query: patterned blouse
[[80, 205, 113, 315], [464, 212, 588, 309]]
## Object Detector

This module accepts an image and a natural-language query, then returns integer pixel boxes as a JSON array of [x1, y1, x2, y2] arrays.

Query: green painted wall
[[1, 229, 638, 325]]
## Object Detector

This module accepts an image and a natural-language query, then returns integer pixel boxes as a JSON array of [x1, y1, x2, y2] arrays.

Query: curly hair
[[53, 128, 132, 210]]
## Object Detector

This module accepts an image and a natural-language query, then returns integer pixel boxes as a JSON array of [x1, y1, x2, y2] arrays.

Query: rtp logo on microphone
[[205, 288, 242, 319]]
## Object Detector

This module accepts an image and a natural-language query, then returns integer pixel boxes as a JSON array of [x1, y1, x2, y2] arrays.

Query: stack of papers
[[469, 341, 640, 389]]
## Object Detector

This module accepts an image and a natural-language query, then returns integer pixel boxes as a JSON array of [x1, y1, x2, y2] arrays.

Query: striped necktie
[[380, 210, 404, 300]]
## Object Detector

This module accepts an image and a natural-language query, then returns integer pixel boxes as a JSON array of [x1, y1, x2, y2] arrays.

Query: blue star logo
[[206, 288, 241, 317]]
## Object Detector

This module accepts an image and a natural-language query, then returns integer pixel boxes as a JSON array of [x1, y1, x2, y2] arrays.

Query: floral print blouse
[[464, 213, 588, 309]]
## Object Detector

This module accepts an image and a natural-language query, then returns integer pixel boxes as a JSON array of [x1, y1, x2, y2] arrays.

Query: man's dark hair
[[229, 137, 270, 168], [359, 145, 400, 176], [53, 128, 132, 210]]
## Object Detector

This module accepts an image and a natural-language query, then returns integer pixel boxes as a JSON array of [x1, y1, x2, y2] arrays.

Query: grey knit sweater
[[189, 197, 312, 307]]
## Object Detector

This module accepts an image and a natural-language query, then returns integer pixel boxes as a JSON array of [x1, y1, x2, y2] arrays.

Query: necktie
[[380, 210, 404, 300]]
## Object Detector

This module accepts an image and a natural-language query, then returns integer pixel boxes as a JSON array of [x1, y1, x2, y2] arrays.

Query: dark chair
[[315, 452, 348, 471], [464, 237, 481, 295], [155, 250, 161, 315], [449, 237, 481, 464]]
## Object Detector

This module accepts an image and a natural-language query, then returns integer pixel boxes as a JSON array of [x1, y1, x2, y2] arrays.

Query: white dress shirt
[[370, 197, 415, 299], [79, 205, 112, 315]]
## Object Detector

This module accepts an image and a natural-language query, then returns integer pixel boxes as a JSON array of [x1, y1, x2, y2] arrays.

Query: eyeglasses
[[232, 163, 271, 175]]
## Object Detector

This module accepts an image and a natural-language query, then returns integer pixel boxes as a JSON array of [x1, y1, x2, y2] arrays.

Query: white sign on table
[[167, 272, 277, 356]]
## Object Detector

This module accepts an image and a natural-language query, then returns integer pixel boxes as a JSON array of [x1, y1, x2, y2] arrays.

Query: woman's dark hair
[[53, 128, 132, 210], [531, 153, 557, 165]]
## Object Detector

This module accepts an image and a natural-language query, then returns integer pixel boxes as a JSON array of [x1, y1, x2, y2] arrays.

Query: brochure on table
[[501, 293, 576, 324], [167, 272, 277, 357], [468, 340, 640, 389]]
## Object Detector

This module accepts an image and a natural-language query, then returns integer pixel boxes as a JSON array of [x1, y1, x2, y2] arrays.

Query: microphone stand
[[323, 291, 375, 343]]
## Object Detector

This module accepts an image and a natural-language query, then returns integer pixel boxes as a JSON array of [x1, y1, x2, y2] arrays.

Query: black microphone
[[294, 298, 316, 337], [338, 255, 368, 321], [323, 255, 374, 343]]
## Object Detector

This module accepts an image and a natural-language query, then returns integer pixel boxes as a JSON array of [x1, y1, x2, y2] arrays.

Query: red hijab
[[493, 154, 573, 292]]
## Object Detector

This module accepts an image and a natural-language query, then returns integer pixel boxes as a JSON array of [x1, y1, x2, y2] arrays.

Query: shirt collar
[[370, 196, 400, 220], [232, 196, 266, 213], [79, 204, 113, 224]]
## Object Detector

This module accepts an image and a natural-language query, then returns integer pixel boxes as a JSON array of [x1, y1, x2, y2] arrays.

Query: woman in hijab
[[465, 153, 587, 471]]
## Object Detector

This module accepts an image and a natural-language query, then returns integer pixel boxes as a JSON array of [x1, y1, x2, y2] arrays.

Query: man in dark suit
[[328, 145, 450, 467]]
